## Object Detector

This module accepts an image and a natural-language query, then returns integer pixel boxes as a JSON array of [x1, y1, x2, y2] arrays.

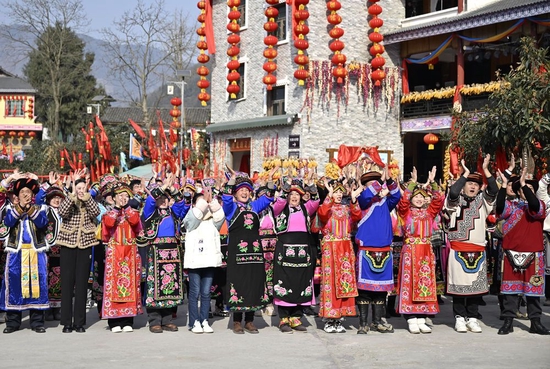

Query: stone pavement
[[1, 294, 549, 369]]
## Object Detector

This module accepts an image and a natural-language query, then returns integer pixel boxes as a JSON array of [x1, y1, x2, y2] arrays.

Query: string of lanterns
[[263, 0, 279, 90], [368, 0, 386, 86], [226, 0, 241, 99], [196, 1, 210, 106], [293, 0, 310, 86], [327, 0, 346, 84]]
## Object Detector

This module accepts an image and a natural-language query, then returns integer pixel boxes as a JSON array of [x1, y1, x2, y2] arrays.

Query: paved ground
[[0, 294, 549, 368]]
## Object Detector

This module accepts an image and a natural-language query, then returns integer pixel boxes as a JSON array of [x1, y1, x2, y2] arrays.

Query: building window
[[237, 0, 247, 28], [229, 63, 245, 101], [406, 0, 458, 18], [5, 100, 24, 116], [267, 85, 286, 116], [273, 3, 287, 42]]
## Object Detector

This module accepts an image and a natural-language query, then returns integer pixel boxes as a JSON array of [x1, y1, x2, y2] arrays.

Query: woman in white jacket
[[183, 187, 225, 333]]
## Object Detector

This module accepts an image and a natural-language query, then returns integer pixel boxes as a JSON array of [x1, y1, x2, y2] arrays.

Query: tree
[[0, 0, 91, 141], [24, 23, 105, 140], [452, 36, 550, 168], [100, 0, 194, 128]]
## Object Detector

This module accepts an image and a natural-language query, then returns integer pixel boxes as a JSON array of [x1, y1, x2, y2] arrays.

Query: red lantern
[[329, 27, 344, 39], [266, 0, 279, 4], [263, 61, 277, 73], [331, 53, 346, 65], [28, 131, 36, 138], [294, 54, 309, 65], [294, 10, 310, 21], [197, 65, 209, 76], [371, 56, 386, 69], [369, 17, 384, 29], [228, 10, 241, 21], [423, 133, 439, 150], [263, 73, 277, 90], [428, 57, 439, 70], [227, 84, 240, 97], [170, 97, 182, 107], [327, 1, 341, 11], [327, 13, 342, 25], [196, 1, 211, 107], [227, 23, 240, 33], [227, 0, 240, 7], [197, 13, 206, 23], [369, 32, 384, 43], [198, 92, 211, 105], [332, 66, 347, 84], [295, 23, 309, 35], [370, 44, 385, 56], [227, 33, 241, 45], [170, 109, 182, 118], [227, 45, 240, 57], [371, 69, 386, 86], [197, 54, 210, 63], [368, 4, 383, 16], [264, 48, 278, 59], [227, 71, 241, 82], [264, 35, 278, 46], [18, 131, 25, 137], [197, 40, 208, 50], [264, 21, 278, 33], [227, 60, 241, 70], [294, 69, 309, 83], [8, 131, 16, 137], [265, 7, 279, 18], [197, 79, 210, 89], [294, 38, 309, 50], [293, 0, 310, 87], [0, 131, 5, 137], [196, 27, 206, 36], [172, 121, 181, 130], [329, 40, 344, 53], [197, 0, 206, 9]]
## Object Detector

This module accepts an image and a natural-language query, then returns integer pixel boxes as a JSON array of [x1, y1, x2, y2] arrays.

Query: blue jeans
[[188, 268, 215, 328]]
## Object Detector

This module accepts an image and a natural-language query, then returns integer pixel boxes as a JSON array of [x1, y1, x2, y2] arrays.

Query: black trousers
[[233, 311, 254, 323], [452, 296, 480, 318], [108, 317, 134, 328], [278, 305, 303, 319], [147, 307, 173, 327], [60, 247, 92, 327], [6, 310, 44, 329], [502, 295, 542, 319], [357, 290, 387, 305], [546, 275, 550, 298]]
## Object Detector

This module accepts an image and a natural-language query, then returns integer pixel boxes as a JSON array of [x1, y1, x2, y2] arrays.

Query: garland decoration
[[227, 0, 241, 99], [293, 0, 310, 86], [196, 1, 210, 106], [263, 0, 280, 90], [368, 1, 386, 86], [327, 1, 346, 84]]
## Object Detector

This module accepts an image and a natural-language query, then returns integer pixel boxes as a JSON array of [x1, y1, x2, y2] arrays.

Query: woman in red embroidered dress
[[101, 183, 143, 333], [397, 166, 443, 334], [317, 179, 362, 333]]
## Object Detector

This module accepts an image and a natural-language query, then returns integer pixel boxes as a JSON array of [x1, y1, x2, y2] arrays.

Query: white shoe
[[417, 318, 432, 333], [202, 320, 214, 333], [191, 320, 203, 334], [407, 318, 420, 334], [466, 318, 482, 333], [335, 320, 346, 333], [455, 316, 467, 333], [264, 303, 276, 316], [425, 317, 433, 327], [111, 326, 122, 333], [122, 326, 133, 332], [323, 321, 337, 334]]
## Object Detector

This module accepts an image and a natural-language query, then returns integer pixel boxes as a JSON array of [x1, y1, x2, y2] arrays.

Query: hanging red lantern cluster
[[368, 0, 386, 86], [196, 1, 211, 106], [227, 0, 241, 99], [327, 0, 346, 84], [293, 0, 310, 86], [263, 0, 279, 90], [26, 97, 34, 119], [170, 97, 182, 130]]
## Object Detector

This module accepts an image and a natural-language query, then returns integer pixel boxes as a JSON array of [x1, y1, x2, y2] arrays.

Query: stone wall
[[209, 0, 405, 176]]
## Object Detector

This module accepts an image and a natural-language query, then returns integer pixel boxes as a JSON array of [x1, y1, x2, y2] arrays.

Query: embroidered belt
[[21, 243, 40, 299], [505, 250, 535, 272], [450, 241, 485, 252], [152, 236, 179, 244], [405, 237, 430, 245]]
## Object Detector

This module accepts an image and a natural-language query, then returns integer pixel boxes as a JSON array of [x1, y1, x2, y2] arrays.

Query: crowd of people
[[0, 153, 549, 336]]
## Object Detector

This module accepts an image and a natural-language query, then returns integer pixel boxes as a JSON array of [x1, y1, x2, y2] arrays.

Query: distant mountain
[[0, 26, 203, 108]]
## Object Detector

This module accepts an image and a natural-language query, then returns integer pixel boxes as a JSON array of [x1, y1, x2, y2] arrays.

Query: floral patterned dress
[[317, 198, 361, 319], [225, 207, 269, 311], [101, 206, 143, 319], [397, 188, 443, 315]]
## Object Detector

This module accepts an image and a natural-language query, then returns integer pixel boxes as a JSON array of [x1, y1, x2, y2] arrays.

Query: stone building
[[205, 0, 404, 176]]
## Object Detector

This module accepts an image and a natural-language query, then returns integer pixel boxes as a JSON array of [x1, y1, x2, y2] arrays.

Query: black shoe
[[45, 310, 54, 321], [3, 326, 18, 334], [62, 325, 73, 333], [529, 318, 550, 335], [498, 318, 514, 335], [74, 326, 86, 333], [478, 296, 486, 306], [437, 295, 445, 304], [32, 326, 46, 333], [302, 306, 318, 317]]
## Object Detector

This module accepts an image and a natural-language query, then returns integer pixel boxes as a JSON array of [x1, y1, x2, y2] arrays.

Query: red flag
[[2, 142, 6, 156], [95, 115, 105, 132], [9, 144, 13, 163], [129, 119, 146, 139], [64, 148, 76, 170]]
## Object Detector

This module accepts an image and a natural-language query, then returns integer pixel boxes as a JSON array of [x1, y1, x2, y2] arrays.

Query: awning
[[206, 114, 295, 133]]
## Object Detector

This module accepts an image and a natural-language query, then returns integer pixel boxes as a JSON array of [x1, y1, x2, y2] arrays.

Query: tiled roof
[[384, 0, 550, 44], [0, 66, 36, 93], [101, 107, 210, 127]]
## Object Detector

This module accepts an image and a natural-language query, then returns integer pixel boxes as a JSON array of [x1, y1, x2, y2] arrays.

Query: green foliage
[[451, 36, 550, 165], [23, 22, 105, 141]]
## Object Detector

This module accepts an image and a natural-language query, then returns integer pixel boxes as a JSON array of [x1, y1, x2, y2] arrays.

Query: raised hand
[[519, 166, 528, 187], [351, 184, 364, 201], [428, 166, 437, 183], [461, 159, 470, 178], [410, 166, 418, 183], [507, 153, 515, 172]]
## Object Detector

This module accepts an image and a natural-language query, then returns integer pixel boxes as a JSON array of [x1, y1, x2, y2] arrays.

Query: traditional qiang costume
[[317, 180, 361, 332], [397, 183, 443, 333], [272, 179, 320, 333], [0, 178, 50, 333], [445, 172, 497, 332], [496, 178, 549, 335], [222, 176, 273, 332], [138, 184, 189, 332], [355, 171, 401, 334], [101, 183, 143, 331]]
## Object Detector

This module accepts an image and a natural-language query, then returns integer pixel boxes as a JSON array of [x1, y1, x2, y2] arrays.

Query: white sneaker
[[323, 321, 337, 333], [335, 320, 346, 333], [407, 318, 420, 334], [202, 320, 214, 333], [191, 320, 203, 334], [466, 318, 482, 333], [417, 318, 432, 333], [111, 326, 122, 333], [264, 303, 276, 316], [122, 326, 133, 332], [455, 316, 467, 333]]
